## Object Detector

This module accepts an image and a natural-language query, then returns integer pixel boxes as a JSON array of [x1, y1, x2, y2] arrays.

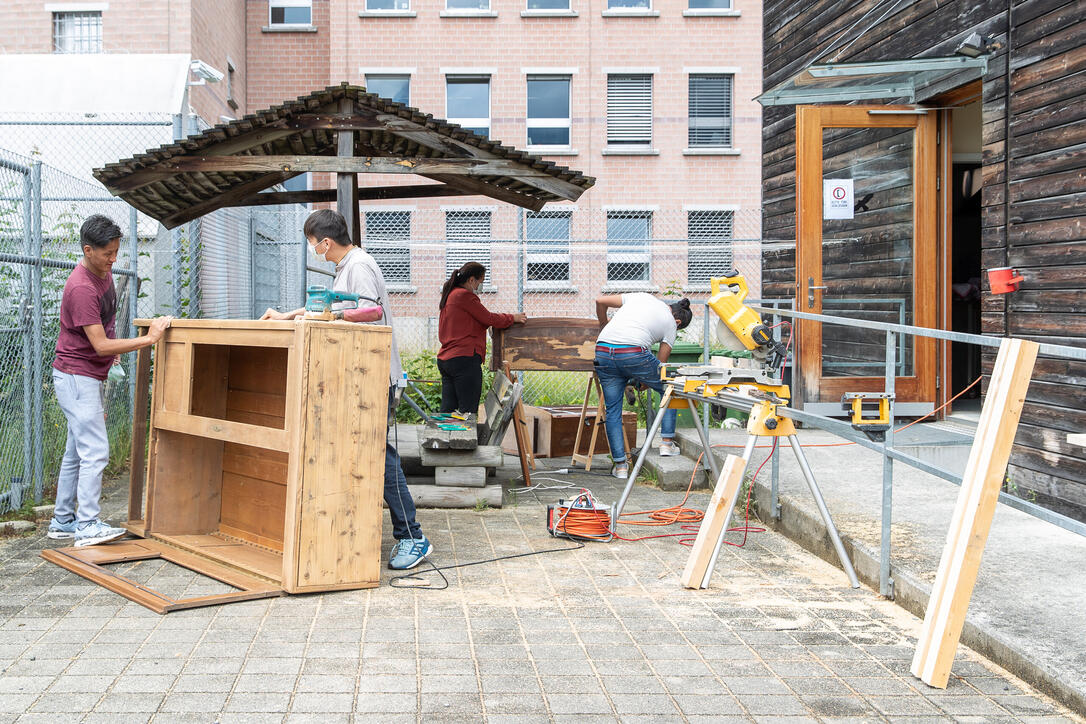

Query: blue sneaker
[[389, 536, 433, 570], [47, 517, 78, 540], [74, 519, 126, 548]]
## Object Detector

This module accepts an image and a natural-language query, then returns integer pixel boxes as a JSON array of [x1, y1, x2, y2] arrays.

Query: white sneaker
[[659, 441, 681, 457], [611, 463, 629, 480], [74, 520, 126, 548]]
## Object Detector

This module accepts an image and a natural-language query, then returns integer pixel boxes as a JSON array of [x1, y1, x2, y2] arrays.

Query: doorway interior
[[948, 98, 982, 416]]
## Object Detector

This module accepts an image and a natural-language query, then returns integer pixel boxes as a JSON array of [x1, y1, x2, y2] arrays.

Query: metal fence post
[[516, 209, 525, 314], [702, 302, 710, 447], [18, 167, 33, 511], [881, 330, 896, 598], [30, 160, 43, 503], [771, 305, 782, 519]]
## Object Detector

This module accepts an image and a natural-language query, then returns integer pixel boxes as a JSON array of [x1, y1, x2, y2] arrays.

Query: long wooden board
[[491, 317, 599, 371], [41, 540, 282, 614], [910, 338, 1039, 688], [681, 454, 748, 589]]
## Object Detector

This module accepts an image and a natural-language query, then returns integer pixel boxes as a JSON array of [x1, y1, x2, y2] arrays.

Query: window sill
[[528, 147, 579, 156], [602, 283, 659, 293], [602, 8, 660, 17], [682, 147, 741, 156], [386, 284, 417, 294], [525, 283, 577, 293], [682, 8, 741, 17], [261, 24, 318, 33], [358, 10, 417, 17], [521, 9, 578, 17], [477, 285, 499, 294], [602, 147, 660, 156], [440, 9, 499, 17]]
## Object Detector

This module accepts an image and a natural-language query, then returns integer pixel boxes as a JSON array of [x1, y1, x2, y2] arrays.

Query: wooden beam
[[681, 453, 748, 589], [127, 334, 152, 526], [153, 155, 556, 177], [159, 171, 294, 229], [337, 98, 361, 245], [219, 184, 470, 207], [425, 173, 546, 212], [490, 317, 599, 371], [910, 337, 1039, 689]]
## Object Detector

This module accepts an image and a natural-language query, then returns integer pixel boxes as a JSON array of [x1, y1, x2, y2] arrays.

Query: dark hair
[[669, 298, 693, 330], [80, 215, 122, 249], [303, 208, 352, 246], [439, 262, 487, 309]]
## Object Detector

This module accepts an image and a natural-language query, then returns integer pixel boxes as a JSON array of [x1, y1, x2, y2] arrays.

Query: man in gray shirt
[[262, 209, 431, 570]]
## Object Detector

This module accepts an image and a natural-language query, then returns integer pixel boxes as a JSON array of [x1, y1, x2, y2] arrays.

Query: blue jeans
[[52, 370, 109, 524], [385, 442, 422, 540], [594, 349, 676, 465]]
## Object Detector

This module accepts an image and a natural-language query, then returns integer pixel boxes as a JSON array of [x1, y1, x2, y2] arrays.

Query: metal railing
[[741, 304, 1086, 598]]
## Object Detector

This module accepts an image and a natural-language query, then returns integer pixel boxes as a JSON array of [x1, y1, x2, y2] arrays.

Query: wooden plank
[[681, 454, 748, 590], [506, 365, 536, 477], [219, 472, 287, 551], [128, 340, 152, 524], [911, 338, 1039, 689], [435, 466, 488, 487], [158, 341, 190, 414], [570, 375, 601, 471], [280, 322, 307, 591], [408, 483, 503, 509], [220, 184, 469, 207], [145, 430, 223, 536], [154, 411, 290, 452], [154, 534, 283, 584], [420, 446, 503, 468], [222, 444, 288, 483], [189, 344, 229, 419], [156, 155, 556, 177], [164, 327, 295, 349], [134, 318, 298, 333], [490, 317, 599, 371], [337, 97, 361, 245], [159, 171, 294, 229], [288, 323, 390, 592]]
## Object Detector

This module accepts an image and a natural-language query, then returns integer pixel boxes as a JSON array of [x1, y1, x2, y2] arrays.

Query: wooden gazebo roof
[[94, 83, 595, 230]]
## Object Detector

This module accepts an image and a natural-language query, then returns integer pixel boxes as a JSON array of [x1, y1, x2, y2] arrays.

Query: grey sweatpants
[[52, 369, 109, 524]]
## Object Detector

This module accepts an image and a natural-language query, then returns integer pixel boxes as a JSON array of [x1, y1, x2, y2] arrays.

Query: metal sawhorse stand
[[612, 383, 860, 589]]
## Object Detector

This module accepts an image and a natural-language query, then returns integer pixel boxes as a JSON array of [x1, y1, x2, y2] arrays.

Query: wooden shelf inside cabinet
[[44, 319, 393, 612]]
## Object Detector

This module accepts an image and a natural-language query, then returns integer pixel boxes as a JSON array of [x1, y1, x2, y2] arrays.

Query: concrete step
[[639, 445, 714, 491]]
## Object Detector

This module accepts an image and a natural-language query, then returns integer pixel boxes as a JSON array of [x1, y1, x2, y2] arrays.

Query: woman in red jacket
[[437, 262, 527, 413]]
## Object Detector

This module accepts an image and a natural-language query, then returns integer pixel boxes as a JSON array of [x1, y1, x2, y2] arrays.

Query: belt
[[596, 344, 648, 354]]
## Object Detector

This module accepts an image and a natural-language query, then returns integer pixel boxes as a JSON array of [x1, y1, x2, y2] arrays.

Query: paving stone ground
[[1, 462, 1082, 724]]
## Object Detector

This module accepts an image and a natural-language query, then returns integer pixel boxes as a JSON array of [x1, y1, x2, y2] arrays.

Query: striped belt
[[596, 344, 648, 354]]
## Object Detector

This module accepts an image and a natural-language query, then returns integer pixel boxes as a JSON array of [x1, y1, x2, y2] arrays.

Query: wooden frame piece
[[491, 318, 599, 372], [126, 331, 153, 534], [910, 338, 1039, 688], [681, 454, 748, 589], [41, 540, 282, 614], [503, 364, 535, 486], [570, 374, 631, 472]]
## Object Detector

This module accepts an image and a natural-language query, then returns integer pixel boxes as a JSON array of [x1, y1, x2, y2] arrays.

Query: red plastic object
[[987, 267, 1024, 294]]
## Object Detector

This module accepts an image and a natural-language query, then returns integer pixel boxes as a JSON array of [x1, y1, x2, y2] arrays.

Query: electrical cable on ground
[[389, 540, 585, 590]]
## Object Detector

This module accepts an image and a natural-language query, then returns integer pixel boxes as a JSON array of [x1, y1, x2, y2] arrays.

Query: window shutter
[[688, 74, 733, 147], [687, 210, 734, 287], [607, 75, 653, 145], [365, 211, 411, 285], [445, 211, 492, 277]]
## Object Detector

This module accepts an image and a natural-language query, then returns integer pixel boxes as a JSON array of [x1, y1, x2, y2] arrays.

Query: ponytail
[[439, 261, 487, 309], [669, 298, 693, 330]]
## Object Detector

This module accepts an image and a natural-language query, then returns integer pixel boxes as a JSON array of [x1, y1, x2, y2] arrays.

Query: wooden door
[[796, 105, 938, 407]]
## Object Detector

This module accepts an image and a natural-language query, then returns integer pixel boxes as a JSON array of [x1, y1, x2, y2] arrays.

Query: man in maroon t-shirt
[[48, 215, 170, 547]]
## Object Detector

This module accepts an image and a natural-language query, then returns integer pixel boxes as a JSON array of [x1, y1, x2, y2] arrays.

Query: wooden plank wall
[[761, 0, 1086, 521]]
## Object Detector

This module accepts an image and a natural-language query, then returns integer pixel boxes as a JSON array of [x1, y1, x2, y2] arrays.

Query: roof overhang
[[757, 56, 988, 107], [94, 84, 594, 229]]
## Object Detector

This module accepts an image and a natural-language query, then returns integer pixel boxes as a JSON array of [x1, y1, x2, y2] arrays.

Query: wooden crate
[[503, 405, 637, 458], [42, 319, 391, 613]]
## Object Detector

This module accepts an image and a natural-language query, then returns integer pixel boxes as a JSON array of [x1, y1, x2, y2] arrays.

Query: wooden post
[[126, 331, 152, 532], [336, 98, 360, 245], [680, 454, 747, 589], [504, 363, 534, 486], [910, 337, 1038, 688]]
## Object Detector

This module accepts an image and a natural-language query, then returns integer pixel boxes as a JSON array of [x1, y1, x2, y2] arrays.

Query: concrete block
[[435, 466, 487, 487], [641, 451, 713, 491], [0, 520, 35, 536], [32, 504, 55, 521], [407, 483, 502, 508], [421, 446, 503, 468]]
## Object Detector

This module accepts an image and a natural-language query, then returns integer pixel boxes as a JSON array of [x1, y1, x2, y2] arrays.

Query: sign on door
[[823, 179, 854, 220]]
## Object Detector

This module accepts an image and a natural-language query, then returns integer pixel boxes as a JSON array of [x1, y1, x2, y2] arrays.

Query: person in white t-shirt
[[594, 293, 693, 479]]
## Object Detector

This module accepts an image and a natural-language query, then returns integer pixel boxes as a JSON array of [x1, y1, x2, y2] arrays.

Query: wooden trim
[[219, 185, 470, 207], [142, 156, 557, 178], [911, 338, 1038, 688], [280, 323, 308, 591], [153, 327, 296, 348], [504, 364, 535, 485], [128, 339, 152, 523], [570, 375, 602, 472], [154, 411, 290, 452], [681, 454, 747, 589]]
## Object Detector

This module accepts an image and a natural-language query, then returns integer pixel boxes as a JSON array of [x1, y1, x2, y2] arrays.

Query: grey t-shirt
[[333, 246, 403, 386], [597, 293, 677, 349]]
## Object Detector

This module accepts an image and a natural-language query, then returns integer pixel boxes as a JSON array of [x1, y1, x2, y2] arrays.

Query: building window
[[366, 74, 410, 105], [689, 74, 734, 147], [367, 0, 410, 8], [526, 210, 571, 285], [687, 210, 734, 288], [447, 0, 490, 9], [528, 0, 570, 7], [606, 211, 651, 284], [526, 76, 571, 149], [690, 0, 731, 6], [608, 0, 650, 7], [269, 0, 312, 25], [445, 210, 492, 281], [607, 74, 652, 147], [446, 76, 491, 137], [52, 12, 102, 54], [365, 211, 412, 286], [226, 58, 238, 111]]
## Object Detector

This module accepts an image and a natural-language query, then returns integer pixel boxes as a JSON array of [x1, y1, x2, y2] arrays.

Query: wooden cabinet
[[43, 320, 391, 613]]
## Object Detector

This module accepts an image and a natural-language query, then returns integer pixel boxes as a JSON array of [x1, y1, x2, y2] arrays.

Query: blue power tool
[[304, 285, 359, 320]]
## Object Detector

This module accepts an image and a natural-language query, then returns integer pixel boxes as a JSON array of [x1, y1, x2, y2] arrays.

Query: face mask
[[308, 241, 325, 262]]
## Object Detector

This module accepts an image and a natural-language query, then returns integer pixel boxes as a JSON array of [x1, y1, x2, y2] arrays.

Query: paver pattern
[[0, 466, 1081, 723]]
